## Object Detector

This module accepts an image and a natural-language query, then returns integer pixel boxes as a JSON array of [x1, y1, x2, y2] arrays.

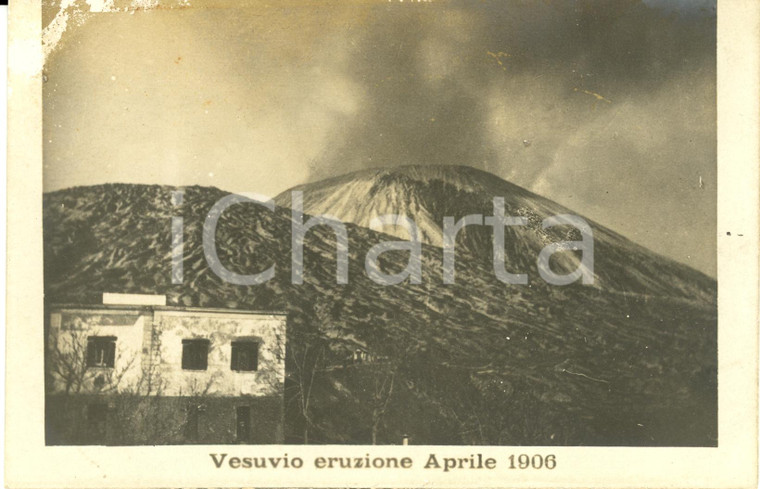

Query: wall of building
[[152, 310, 286, 397], [46, 394, 283, 445], [46, 304, 287, 445], [48, 308, 147, 394], [47, 306, 286, 398]]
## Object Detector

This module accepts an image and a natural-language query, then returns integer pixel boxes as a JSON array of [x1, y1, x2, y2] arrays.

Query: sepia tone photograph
[[38, 0, 721, 449]]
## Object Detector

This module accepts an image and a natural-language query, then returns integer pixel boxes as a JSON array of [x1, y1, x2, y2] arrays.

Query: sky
[[43, 0, 717, 277]]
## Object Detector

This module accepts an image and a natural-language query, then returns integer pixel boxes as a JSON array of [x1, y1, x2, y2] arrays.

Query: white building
[[46, 293, 287, 445]]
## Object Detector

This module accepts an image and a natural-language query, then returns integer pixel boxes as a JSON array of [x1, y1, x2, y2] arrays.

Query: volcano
[[43, 165, 717, 446], [276, 165, 714, 300]]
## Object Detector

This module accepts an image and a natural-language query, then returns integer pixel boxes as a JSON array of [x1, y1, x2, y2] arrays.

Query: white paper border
[[5, 0, 758, 487]]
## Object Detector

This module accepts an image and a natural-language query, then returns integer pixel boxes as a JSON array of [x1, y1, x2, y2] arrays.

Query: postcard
[[5, 0, 758, 487]]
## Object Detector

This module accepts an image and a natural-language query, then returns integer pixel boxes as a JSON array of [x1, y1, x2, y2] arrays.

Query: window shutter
[[181, 344, 190, 370], [200, 342, 208, 370], [86, 339, 97, 367], [182, 339, 210, 370], [106, 341, 116, 367], [230, 342, 259, 371], [230, 344, 239, 371]]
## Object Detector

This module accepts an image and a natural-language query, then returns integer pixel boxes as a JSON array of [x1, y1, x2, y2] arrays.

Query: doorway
[[236, 406, 251, 443]]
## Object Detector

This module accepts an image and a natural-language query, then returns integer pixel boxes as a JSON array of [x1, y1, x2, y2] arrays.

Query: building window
[[182, 339, 210, 370], [86, 336, 116, 368], [231, 341, 259, 372]]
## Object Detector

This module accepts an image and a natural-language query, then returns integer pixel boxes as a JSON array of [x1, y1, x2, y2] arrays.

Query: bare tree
[[287, 338, 325, 444], [48, 330, 136, 394], [370, 365, 396, 445]]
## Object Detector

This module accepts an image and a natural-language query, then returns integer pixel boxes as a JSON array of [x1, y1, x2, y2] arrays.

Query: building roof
[[49, 302, 288, 317]]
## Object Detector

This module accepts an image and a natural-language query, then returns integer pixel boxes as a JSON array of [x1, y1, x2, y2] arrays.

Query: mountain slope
[[276, 165, 714, 301], [43, 169, 717, 446]]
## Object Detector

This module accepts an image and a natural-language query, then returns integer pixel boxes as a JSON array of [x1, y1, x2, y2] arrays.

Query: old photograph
[[38, 0, 720, 448]]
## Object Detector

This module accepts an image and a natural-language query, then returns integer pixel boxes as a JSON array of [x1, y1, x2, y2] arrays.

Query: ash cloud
[[309, 0, 716, 275], [42, 0, 717, 276]]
